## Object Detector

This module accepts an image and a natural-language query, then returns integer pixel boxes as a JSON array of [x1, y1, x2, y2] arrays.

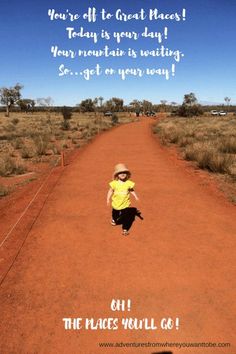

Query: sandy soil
[[0, 119, 235, 354]]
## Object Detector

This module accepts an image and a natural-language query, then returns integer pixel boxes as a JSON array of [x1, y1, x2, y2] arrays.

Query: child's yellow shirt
[[109, 179, 135, 210]]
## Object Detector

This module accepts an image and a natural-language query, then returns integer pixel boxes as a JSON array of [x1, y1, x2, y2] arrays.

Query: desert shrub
[[199, 153, 234, 173], [176, 104, 203, 117], [21, 145, 35, 158], [32, 135, 50, 155], [178, 136, 195, 147], [0, 155, 26, 176], [12, 137, 23, 149], [152, 125, 162, 134], [90, 127, 98, 136], [166, 128, 183, 143], [184, 143, 234, 173], [71, 137, 78, 144], [61, 106, 73, 120], [11, 118, 19, 125], [61, 120, 70, 130], [0, 184, 9, 197], [94, 117, 102, 124], [112, 114, 119, 125], [62, 142, 69, 149], [5, 123, 15, 132], [47, 143, 60, 155], [154, 116, 236, 178], [155, 124, 184, 144], [55, 132, 64, 139], [80, 129, 89, 139], [101, 125, 109, 132], [218, 136, 236, 154]]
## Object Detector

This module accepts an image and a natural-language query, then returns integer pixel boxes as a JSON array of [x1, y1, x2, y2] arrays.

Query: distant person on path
[[107, 163, 143, 236]]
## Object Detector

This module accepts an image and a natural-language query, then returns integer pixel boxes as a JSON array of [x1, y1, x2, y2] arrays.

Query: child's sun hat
[[113, 163, 131, 178]]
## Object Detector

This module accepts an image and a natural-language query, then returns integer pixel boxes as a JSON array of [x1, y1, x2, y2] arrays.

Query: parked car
[[218, 111, 227, 116], [210, 110, 227, 116], [146, 111, 156, 117], [104, 111, 113, 117]]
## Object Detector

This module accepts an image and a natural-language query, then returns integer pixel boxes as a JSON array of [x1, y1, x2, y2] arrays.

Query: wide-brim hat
[[113, 163, 131, 178]]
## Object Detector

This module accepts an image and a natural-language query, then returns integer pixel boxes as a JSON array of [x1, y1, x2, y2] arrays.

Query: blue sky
[[0, 0, 236, 106]]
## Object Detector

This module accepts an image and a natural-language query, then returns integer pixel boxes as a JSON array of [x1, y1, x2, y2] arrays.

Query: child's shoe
[[110, 219, 116, 226], [122, 229, 129, 236]]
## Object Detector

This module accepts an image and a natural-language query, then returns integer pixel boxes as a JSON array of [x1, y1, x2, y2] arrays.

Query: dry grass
[[0, 184, 9, 196], [153, 115, 236, 201], [0, 111, 134, 191], [0, 155, 26, 176], [184, 142, 234, 173]]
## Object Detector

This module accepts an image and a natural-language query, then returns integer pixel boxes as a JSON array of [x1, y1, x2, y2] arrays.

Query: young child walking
[[107, 163, 142, 236]]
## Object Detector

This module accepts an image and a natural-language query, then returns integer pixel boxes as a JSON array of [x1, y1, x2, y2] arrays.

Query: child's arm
[[130, 189, 139, 201], [107, 188, 113, 206]]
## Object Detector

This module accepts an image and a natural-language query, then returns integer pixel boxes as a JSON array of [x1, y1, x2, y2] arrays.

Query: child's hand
[[131, 191, 139, 201], [107, 189, 113, 207]]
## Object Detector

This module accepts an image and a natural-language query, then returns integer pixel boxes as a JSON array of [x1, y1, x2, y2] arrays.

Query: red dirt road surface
[[0, 119, 235, 354]]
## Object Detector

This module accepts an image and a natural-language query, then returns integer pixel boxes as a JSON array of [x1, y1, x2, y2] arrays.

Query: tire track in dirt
[[0, 119, 235, 354]]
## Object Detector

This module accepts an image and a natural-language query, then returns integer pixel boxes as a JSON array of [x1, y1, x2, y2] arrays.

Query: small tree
[[104, 97, 124, 112], [17, 99, 35, 113], [93, 97, 99, 115], [79, 99, 95, 112], [111, 97, 124, 112], [0, 83, 23, 117], [176, 93, 203, 117], [160, 100, 167, 112], [129, 99, 142, 116], [224, 97, 231, 112], [183, 92, 197, 106], [61, 106, 72, 120], [112, 113, 119, 125], [224, 97, 231, 105], [98, 96, 104, 108], [129, 100, 142, 111], [142, 100, 153, 114], [61, 106, 73, 130], [170, 101, 178, 114], [177, 104, 203, 117]]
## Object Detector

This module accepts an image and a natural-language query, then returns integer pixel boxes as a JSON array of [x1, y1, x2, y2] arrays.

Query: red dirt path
[[0, 119, 235, 354]]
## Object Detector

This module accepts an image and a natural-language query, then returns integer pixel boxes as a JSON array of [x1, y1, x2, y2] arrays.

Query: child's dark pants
[[112, 207, 142, 231]]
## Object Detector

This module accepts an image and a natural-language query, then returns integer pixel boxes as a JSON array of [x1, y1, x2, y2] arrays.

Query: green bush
[[61, 106, 73, 120], [176, 104, 203, 117]]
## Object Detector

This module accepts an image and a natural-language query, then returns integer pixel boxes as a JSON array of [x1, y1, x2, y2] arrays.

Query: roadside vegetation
[[0, 110, 134, 197], [153, 115, 236, 202], [0, 84, 236, 199]]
